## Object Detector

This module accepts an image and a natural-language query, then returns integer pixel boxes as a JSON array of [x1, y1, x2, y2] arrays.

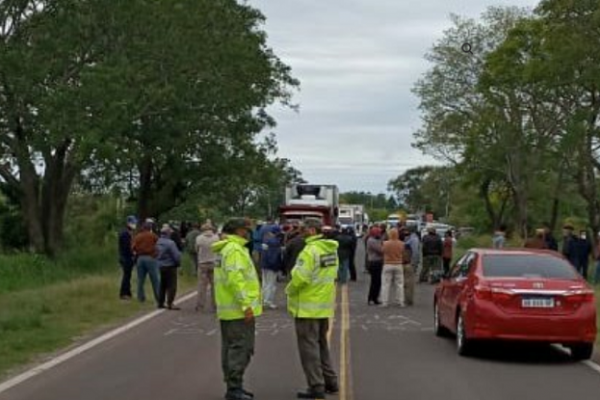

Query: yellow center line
[[339, 284, 352, 400]]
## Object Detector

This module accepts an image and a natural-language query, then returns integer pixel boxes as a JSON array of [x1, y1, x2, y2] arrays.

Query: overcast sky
[[248, 0, 539, 193]]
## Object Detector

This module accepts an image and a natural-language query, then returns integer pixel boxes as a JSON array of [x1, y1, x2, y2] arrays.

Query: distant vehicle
[[339, 204, 366, 236], [421, 222, 453, 238], [279, 184, 339, 226], [434, 248, 597, 360], [457, 227, 475, 239], [387, 213, 400, 227]]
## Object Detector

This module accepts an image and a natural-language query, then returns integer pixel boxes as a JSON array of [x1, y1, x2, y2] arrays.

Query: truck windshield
[[339, 217, 353, 224]]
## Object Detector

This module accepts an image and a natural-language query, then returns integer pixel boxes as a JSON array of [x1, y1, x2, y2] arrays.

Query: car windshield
[[482, 254, 579, 279]]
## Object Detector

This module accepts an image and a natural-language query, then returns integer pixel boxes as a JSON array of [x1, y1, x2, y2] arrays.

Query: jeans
[[136, 256, 160, 304], [338, 258, 350, 284], [262, 269, 278, 306]]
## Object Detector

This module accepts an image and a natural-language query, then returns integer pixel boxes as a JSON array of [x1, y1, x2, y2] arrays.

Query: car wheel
[[434, 302, 450, 337], [570, 343, 594, 361], [456, 313, 473, 356]]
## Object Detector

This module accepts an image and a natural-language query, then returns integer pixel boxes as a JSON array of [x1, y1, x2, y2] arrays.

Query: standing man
[[334, 227, 354, 284], [542, 222, 558, 251], [212, 218, 262, 400], [562, 224, 579, 269], [348, 227, 358, 282], [286, 218, 339, 399], [118, 215, 137, 300], [421, 227, 443, 283], [576, 229, 592, 279], [156, 224, 182, 310], [492, 225, 507, 249], [132, 220, 160, 305], [195, 222, 219, 312], [185, 223, 201, 276], [405, 226, 421, 276]]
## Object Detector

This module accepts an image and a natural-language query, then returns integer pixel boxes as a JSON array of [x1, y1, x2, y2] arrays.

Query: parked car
[[433, 248, 597, 360]]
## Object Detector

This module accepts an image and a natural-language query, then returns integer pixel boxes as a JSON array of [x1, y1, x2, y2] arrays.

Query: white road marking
[[0, 291, 197, 394], [551, 344, 600, 376], [583, 360, 600, 375]]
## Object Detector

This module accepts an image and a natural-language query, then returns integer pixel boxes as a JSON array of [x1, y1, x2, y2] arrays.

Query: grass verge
[[0, 248, 197, 380]]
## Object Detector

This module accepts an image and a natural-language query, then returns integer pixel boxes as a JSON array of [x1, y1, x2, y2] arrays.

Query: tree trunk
[[549, 165, 565, 233], [480, 179, 498, 229], [137, 155, 154, 222], [16, 155, 45, 253]]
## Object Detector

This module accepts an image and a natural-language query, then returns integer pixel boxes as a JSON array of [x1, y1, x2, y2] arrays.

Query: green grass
[[0, 247, 197, 379], [0, 247, 116, 294]]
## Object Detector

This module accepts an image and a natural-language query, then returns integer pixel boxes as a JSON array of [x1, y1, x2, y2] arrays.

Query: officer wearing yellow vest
[[286, 218, 339, 400], [212, 218, 262, 400]]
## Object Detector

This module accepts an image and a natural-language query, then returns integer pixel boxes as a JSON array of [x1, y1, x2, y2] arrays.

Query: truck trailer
[[278, 184, 339, 226]]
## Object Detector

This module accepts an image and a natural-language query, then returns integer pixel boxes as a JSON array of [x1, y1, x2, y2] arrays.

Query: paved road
[[1, 241, 600, 400]]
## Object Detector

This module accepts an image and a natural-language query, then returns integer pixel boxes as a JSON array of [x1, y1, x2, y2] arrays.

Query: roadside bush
[[0, 208, 28, 250]]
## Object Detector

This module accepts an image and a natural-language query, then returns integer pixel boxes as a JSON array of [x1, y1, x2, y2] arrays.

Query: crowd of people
[[493, 223, 600, 283], [362, 223, 454, 307], [115, 214, 599, 400]]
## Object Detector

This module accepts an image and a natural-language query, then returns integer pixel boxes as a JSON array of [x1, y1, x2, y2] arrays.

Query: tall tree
[[0, 0, 298, 254]]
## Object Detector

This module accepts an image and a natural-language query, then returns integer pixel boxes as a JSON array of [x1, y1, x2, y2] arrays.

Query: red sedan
[[434, 248, 597, 360]]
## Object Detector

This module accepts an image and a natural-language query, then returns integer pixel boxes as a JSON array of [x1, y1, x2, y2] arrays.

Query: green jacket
[[212, 235, 263, 320], [286, 234, 339, 318]]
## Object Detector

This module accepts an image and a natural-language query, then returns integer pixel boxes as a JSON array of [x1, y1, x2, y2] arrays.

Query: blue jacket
[[260, 235, 283, 271], [252, 226, 263, 252], [156, 236, 182, 268]]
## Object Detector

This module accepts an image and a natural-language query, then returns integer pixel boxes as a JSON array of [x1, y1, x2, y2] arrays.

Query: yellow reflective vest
[[212, 235, 263, 320], [286, 234, 339, 318]]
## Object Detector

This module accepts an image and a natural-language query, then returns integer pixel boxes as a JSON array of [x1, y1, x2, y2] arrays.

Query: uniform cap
[[222, 218, 251, 234], [303, 218, 323, 230]]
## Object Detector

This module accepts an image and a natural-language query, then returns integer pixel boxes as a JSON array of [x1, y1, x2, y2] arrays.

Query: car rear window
[[482, 254, 579, 279]]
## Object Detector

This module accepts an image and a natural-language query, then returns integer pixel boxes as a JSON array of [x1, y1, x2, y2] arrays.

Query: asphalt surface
[[1, 241, 600, 400]]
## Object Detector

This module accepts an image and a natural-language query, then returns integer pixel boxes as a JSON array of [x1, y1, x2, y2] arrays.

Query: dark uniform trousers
[[220, 319, 256, 391], [295, 318, 338, 392]]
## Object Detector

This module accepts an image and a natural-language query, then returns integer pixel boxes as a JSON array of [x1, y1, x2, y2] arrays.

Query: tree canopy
[[403, 1, 600, 238], [0, 0, 300, 254]]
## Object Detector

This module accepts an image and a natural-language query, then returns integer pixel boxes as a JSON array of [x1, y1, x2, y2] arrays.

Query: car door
[[439, 253, 469, 327], [444, 252, 477, 331]]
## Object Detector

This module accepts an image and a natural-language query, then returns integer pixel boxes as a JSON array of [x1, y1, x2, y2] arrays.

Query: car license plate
[[521, 297, 554, 308]]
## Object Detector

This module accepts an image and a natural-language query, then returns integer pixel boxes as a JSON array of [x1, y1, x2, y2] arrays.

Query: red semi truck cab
[[279, 184, 339, 226]]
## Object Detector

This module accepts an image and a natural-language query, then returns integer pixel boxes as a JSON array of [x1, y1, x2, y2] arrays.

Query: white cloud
[[248, 0, 540, 193]]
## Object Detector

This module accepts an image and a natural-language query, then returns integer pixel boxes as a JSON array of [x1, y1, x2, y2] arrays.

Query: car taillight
[[474, 285, 492, 300], [474, 285, 514, 302], [563, 290, 595, 304], [492, 289, 514, 302]]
